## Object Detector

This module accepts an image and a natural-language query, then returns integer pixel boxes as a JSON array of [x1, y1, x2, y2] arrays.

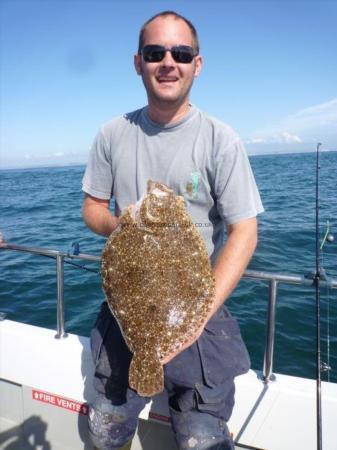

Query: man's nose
[[161, 50, 176, 66]]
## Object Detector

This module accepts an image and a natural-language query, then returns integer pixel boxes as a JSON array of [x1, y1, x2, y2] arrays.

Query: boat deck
[[0, 416, 262, 450]]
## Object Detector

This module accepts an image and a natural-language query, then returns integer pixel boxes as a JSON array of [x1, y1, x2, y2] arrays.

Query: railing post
[[263, 279, 278, 382], [55, 253, 68, 339]]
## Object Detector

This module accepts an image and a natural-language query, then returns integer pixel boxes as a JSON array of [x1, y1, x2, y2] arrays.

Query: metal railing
[[1, 242, 336, 383]]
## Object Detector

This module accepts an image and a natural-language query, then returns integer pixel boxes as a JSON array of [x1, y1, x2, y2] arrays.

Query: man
[[82, 10, 263, 450]]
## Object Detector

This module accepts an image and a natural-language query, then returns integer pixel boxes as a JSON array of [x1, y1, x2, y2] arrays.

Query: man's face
[[134, 16, 202, 111]]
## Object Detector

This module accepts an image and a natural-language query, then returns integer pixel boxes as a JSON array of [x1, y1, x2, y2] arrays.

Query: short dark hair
[[138, 11, 200, 54]]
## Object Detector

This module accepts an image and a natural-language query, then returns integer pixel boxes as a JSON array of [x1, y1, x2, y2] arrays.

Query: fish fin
[[129, 351, 164, 397]]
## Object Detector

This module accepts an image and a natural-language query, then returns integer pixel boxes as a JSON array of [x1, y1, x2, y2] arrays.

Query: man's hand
[[160, 319, 207, 365]]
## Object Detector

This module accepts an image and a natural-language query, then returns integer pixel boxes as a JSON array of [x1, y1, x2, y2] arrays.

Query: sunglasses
[[141, 45, 198, 64]]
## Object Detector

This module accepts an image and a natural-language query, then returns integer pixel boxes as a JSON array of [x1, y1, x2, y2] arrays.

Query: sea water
[[0, 151, 336, 382]]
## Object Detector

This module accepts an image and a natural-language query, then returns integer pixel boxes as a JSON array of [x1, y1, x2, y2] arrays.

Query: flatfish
[[101, 180, 215, 396]]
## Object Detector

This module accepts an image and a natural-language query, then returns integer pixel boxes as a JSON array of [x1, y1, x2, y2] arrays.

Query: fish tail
[[129, 351, 164, 397]]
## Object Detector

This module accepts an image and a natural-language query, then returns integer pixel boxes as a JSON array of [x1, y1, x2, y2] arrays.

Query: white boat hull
[[1, 319, 336, 450]]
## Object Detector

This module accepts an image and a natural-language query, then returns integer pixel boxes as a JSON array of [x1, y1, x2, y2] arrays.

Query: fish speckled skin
[[101, 180, 215, 396]]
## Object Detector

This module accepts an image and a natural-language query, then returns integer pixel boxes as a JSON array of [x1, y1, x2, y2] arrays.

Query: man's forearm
[[210, 217, 258, 317], [82, 195, 119, 237]]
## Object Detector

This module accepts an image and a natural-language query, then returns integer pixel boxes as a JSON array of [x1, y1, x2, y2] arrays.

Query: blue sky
[[1, 0, 336, 168]]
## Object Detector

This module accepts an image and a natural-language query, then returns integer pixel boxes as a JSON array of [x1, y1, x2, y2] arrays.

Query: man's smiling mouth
[[157, 77, 179, 83]]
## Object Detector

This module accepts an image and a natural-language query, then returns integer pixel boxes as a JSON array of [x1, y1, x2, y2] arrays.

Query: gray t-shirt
[[82, 106, 264, 263]]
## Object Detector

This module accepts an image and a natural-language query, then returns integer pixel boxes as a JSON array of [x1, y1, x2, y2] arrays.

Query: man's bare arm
[[210, 216, 258, 315], [82, 194, 119, 237]]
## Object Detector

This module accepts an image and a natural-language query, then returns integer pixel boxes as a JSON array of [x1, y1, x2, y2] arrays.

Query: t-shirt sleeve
[[214, 137, 264, 225], [82, 128, 113, 200]]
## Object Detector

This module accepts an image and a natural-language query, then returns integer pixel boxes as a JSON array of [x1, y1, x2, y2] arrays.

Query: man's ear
[[194, 55, 203, 78], [134, 54, 142, 75]]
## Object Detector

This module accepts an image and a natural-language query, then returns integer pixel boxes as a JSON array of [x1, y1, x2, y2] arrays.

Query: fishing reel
[[325, 233, 335, 243], [321, 220, 335, 249]]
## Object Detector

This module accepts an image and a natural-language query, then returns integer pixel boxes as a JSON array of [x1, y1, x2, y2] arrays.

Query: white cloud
[[246, 132, 302, 145], [284, 98, 337, 130], [246, 98, 337, 151], [246, 137, 266, 144], [273, 131, 302, 144], [292, 98, 337, 122]]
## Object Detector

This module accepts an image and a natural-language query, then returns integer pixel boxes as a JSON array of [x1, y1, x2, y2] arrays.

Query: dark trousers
[[88, 302, 250, 449]]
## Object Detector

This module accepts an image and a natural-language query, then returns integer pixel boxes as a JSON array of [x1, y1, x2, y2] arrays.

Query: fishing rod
[[314, 143, 335, 449], [315, 142, 322, 450]]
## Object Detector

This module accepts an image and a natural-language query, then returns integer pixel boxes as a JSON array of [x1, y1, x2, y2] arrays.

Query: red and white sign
[[32, 389, 88, 415]]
